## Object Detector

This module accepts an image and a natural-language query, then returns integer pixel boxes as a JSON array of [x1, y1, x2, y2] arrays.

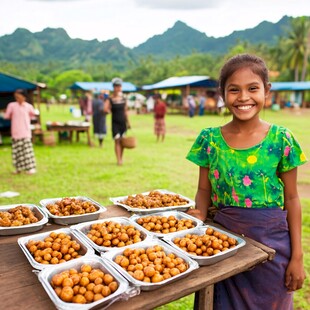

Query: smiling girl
[[187, 54, 307, 309]]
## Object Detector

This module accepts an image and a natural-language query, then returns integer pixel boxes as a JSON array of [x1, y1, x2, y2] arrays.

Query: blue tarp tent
[[142, 76, 218, 90], [70, 82, 137, 93], [271, 81, 310, 91]]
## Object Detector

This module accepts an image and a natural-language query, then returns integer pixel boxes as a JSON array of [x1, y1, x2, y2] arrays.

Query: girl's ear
[[265, 83, 272, 98]]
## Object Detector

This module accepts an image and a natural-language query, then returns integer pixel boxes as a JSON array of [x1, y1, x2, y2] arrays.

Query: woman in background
[[104, 78, 130, 165], [92, 92, 106, 147], [153, 94, 167, 142], [4, 89, 36, 174]]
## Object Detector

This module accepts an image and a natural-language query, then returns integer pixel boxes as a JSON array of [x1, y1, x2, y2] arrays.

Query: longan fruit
[[133, 270, 144, 281], [80, 276, 89, 287], [86, 283, 96, 291], [84, 290, 94, 302], [170, 268, 180, 276], [206, 228, 214, 235], [93, 293, 104, 302], [151, 274, 164, 283], [93, 284, 104, 294], [52, 274, 64, 287], [70, 274, 81, 285], [54, 286, 62, 297], [50, 257, 59, 264], [72, 294, 87, 304], [103, 274, 114, 285], [81, 264, 92, 273], [143, 277, 151, 282], [78, 286, 87, 295], [101, 286, 111, 297], [60, 286, 74, 302], [73, 285, 80, 295], [108, 281, 118, 293]]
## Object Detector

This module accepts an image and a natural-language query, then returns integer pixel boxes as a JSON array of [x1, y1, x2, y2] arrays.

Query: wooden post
[[194, 285, 214, 310]]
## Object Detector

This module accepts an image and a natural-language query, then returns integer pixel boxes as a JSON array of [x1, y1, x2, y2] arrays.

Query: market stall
[[0, 191, 275, 310]]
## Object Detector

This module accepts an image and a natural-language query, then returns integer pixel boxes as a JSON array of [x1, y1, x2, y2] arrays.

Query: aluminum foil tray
[[38, 255, 139, 310], [0, 204, 48, 236], [18, 227, 95, 270], [110, 189, 195, 214], [102, 239, 199, 291], [130, 211, 204, 238], [40, 196, 107, 225], [71, 217, 152, 253], [163, 225, 246, 266]]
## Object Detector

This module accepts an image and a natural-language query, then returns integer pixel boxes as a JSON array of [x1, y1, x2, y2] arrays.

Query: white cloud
[[134, 0, 221, 10]]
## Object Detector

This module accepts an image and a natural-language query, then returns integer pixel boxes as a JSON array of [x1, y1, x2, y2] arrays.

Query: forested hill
[[133, 16, 293, 58], [0, 15, 297, 65]]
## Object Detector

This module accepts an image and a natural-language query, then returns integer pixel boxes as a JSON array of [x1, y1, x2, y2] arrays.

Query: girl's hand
[[285, 256, 306, 291], [186, 209, 205, 221]]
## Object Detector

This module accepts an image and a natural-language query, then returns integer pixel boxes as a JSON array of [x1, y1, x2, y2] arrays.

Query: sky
[[1, 0, 310, 48]]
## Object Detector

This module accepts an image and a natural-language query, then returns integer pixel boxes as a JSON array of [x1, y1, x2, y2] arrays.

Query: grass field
[[0, 104, 309, 309]]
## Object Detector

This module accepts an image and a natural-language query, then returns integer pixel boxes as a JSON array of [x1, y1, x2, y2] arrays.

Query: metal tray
[[110, 189, 195, 214], [0, 204, 48, 236], [71, 217, 152, 253], [40, 196, 107, 225], [103, 239, 199, 291], [18, 227, 95, 270], [38, 255, 139, 310], [130, 211, 204, 238], [163, 225, 246, 266]]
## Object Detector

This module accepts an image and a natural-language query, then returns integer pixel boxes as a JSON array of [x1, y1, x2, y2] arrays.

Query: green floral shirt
[[187, 125, 307, 209]]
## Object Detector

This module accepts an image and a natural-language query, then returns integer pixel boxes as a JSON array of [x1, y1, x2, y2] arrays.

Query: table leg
[[194, 285, 214, 310], [87, 129, 92, 146], [69, 131, 73, 143], [76, 131, 80, 142]]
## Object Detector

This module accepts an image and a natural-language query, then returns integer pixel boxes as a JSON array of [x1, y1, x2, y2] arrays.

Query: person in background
[[153, 94, 167, 142], [199, 93, 206, 116], [92, 92, 106, 147], [83, 92, 92, 122], [187, 95, 196, 117], [79, 95, 86, 116], [104, 78, 130, 165], [4, 89, 36, 174]]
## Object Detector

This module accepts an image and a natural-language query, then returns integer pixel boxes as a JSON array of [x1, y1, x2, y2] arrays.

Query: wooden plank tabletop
[[0, 205, 275, 310]]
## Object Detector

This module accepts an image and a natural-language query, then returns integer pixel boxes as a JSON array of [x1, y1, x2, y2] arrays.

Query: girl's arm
[[4, 104, 12, 119], [187, 166, 212, 222], [280, 167, 306, 291]]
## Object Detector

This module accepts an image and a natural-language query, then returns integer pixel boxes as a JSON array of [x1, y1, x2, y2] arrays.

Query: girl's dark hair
[[219, 54, 269, 97], [14, 89, 28, 98]]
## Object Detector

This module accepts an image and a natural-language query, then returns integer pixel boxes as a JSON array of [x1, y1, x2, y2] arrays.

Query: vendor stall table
[[46, 122, 92, 146], [0, 205, 275, 310]]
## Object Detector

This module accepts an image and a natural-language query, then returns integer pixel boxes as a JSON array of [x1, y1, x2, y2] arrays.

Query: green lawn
[[0, 104, 309, 309]]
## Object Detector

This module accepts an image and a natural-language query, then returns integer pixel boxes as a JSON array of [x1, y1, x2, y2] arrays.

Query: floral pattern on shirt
[[186, 125, 307, 209]]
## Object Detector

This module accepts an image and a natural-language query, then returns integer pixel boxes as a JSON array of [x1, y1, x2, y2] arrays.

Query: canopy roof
[[142, 76, 218, 90], [70, 82, 137, 92], [0, 72, 38, 93], [271, 81, 310, 91]]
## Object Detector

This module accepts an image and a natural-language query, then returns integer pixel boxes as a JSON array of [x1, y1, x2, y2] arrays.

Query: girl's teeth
[[237, 105, 252, 110]]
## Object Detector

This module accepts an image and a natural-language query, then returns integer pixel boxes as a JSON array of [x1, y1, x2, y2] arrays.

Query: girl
[[92, 92, 106, 147], [4, 89, 37, 174], [104, 78, 130, 165], [187, 54, 307, 309]]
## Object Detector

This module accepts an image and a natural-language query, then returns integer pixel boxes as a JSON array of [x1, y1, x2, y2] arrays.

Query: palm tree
[[283, 17, 310, 81]]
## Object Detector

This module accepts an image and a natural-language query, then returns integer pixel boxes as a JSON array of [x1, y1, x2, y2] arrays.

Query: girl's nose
[[237, 91, 250, 102]]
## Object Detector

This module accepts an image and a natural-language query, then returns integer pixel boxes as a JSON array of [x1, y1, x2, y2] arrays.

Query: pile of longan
[[0, 206, 39, 227], [47, 198, 97, 216], [173, 227, 237, 256], [26, 231, 83, 264], [121, 191, 189, 209], [136, 215, 195, 234], [114, 245, 188, 283], [51, 264, 119, 304], [86, 221, 144, 248]]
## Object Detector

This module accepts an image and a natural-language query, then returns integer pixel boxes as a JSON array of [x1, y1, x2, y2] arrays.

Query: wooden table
[[46, 123, 92, 146], [0, 206, 275, 310]]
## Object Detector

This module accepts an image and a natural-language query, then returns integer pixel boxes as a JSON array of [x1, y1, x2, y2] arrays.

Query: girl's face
[[224, 67, 270, 122]]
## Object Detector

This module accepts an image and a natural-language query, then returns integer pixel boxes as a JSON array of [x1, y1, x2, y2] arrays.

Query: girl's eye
[[228, 88, 238, 93], [249, 86, 258, 91]]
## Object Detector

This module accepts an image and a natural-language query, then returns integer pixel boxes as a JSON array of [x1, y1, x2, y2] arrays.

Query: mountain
[[0, 27, 135, 68], [134, 16, 292, 58], [0, 15, 300, 66]]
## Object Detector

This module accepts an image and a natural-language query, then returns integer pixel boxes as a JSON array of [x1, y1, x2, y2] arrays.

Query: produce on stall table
[[0, 205, 39, 226]]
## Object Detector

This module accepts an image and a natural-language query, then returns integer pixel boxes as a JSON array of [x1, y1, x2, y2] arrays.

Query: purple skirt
[[213, 206, 293, 310]]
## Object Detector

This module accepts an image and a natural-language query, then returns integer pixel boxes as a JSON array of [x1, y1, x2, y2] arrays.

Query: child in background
[[187, 54, 307, 309], [153, 94, 167, 142], [4, 89, 37, 174]]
